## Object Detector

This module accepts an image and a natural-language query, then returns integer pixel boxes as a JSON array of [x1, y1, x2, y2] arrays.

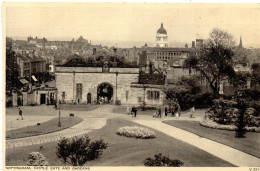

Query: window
[[62, 92, 66, 99], [126, 91, 129, 101], [76, 83, 83, 100], [147, 91, 160, 100]]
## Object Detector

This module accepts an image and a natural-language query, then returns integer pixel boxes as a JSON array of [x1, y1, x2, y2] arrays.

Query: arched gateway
[[97, 82, 113, 104]]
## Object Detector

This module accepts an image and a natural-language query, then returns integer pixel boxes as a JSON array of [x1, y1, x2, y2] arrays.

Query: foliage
[[185, 28, 236, 98], [6, 37, 23, 92], [56, 135, 108, 166], [63, 54, 138, 68], [200, 119, 260, 132], [144, 153, 184, 167], [207, 99, 237, 125], [116, 126, 156, 139], [207, 92, 260, 128], [165, 76, 213, 110], [251, 63, 260, 88], [235, 98, 247, 138], [27, 152, 49, 166]]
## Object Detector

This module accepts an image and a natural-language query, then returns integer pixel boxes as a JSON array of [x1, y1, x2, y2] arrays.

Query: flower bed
[[200, 119, 260, 133], [116, 126, 156, 139]]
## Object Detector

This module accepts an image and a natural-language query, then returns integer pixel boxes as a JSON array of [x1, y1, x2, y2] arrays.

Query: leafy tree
[[6, 37, 22, 92], [251, 63, 260, 88], [165, 76, 213, 110], [185, 28, 236, 98], [56, 136, 108, 166]]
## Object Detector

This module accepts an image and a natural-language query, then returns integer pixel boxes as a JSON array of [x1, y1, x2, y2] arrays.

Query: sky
[[4, 3, 260, 48]]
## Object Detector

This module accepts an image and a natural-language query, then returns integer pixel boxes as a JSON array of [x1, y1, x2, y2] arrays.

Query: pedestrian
[[157, 106, 161, 118], [165, 106, 168, 117], [126, 105, 131, 115], [190, 106, 195, 118], [132, 106, 137, 117], [17, 107, 23, 120], [161, 105, 165, 118]]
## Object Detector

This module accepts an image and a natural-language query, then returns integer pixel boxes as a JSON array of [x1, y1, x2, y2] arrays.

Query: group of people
[[153, 104, 181, 118], [126, 105, 138, 117], [98, 96, 110, 105]]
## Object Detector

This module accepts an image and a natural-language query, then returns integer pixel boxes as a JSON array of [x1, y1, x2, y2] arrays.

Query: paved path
[[6, 106, 108, 149], [5, 105, 260, 167], [133, 120, 260, 167]]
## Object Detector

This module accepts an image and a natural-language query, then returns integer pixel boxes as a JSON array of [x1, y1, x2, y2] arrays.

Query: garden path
[[133, 119, 260, 167], [5, 104, 260, 167]]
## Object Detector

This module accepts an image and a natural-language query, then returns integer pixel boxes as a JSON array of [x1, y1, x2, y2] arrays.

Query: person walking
[[126, 105, 131, 115], [158, 106, 162, 118], [55, 101, 57, 109], [132, 106, 137, 117], [161, 105, 165, 118], [17, 108, 23, 120], [190, 106, 195, 118]]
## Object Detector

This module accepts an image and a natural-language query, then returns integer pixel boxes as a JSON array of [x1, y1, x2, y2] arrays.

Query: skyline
[[4, 3, 260, 48]]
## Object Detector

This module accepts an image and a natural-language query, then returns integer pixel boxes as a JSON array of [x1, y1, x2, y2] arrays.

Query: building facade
[[55, 66, 165, 106]]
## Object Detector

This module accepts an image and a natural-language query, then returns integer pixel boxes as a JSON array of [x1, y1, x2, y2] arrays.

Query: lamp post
[[58, 99, 61, 127]]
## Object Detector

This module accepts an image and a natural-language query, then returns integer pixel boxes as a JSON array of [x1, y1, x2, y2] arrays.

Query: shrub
[[116, 126, 156, 139], [27, 152, 48, 166], [207, 99, 237, 125], [144, 153, 184, 167], [56, 135, 108, 166], [207, 98, 260, 127]]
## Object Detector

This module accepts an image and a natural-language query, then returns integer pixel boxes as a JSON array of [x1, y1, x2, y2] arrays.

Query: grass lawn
[[163, 120, 260, 158], [6, 118, 234, 166], [113, 106, 156, 116], [6, 117, 83, 139], [60, 104, 98, 111]]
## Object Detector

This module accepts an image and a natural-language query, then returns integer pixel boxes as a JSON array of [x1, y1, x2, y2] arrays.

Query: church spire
[[239, 36, 243, 48]]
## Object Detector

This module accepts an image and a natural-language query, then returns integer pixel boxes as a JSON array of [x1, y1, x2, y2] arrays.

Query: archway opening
[[97, 82, 113, 104]]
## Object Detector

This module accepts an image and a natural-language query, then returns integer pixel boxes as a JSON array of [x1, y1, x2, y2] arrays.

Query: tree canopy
[[185, 28, 236, 98]]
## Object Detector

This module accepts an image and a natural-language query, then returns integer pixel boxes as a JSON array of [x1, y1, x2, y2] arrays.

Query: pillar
[[22, 92, 28, 106], [12, 92, 17, 107]]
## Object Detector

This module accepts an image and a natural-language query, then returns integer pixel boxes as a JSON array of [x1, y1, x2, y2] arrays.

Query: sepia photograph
[[2, 2, 260, 169]]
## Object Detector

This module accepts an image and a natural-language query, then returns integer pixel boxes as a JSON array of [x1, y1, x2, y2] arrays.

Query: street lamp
[[58, 99, 61, 127]]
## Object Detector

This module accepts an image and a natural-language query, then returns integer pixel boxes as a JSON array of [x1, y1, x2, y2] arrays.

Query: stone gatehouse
[[55, 66, 165, 106]]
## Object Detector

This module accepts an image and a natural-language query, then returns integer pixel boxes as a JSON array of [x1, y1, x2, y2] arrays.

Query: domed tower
[[156, 23, 168, 48]]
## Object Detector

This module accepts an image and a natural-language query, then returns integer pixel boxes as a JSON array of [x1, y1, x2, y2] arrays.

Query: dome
[[157, 23, 167, 35]]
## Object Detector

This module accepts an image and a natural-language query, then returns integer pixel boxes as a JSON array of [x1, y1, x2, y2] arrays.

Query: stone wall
[[55, 66, 165, 106], [55, 71, 139, 104]]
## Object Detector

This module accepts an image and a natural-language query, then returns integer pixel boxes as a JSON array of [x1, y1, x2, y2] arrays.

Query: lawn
[[6, 118, 234, 167], [112, 106, 157, 116], [163, 120, 260, 158], [6, 117, 83, 139]]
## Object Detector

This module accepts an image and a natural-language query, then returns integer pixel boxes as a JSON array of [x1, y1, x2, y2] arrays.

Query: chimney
[[192, 41, 195, 48], [29, 50, 35, 58], [196, 39, 204, 49]]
